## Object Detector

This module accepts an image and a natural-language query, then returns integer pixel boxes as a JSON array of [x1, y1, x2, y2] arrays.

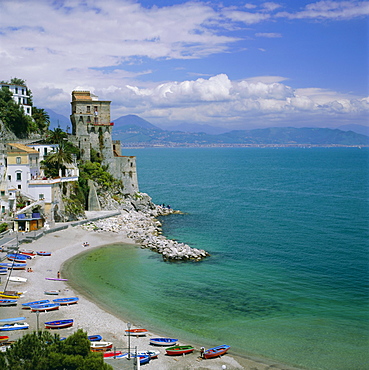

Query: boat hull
[[125, 328, 148, 336], [22, 300, 50, 308], [88, 335, 102, 342], [52, 297, 79, 305], [203, 345, 230, 359], [90, 342, 113, 351], [44, 319, 74, 329], [149, 337, 178, 346], [31, 303, 59, 312], [166, 345, 195, 356], [0, 299, 18, 306], [44, 290, 59, 295], [0, 323, 29, 331]]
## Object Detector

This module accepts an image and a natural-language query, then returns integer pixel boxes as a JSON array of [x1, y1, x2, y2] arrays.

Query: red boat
[[125, 328, 148, 336], [202, 345, 230, 359], [103, 351, 122, 358], [0, 335, 9, 342], [19, 250, 36, 256]]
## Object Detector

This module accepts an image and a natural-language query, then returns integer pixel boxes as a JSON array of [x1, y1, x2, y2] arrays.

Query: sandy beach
[[0, 214, 299, 370]]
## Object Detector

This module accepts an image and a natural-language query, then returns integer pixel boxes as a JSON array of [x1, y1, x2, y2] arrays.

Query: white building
[[0, 82, 32, 116]]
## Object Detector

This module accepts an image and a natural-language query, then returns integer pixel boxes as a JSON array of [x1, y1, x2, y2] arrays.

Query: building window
[[1, 206, 5, 214], [16, 157, 21, 164], [18, 185, 21, 189], [22, 88, 25, 95], [15, 87, 18, 94], [44, 148, 48, 155], [8, 175, 11, 181], [1, 191, 5, 196], [16, 173, 22, 181], [87, 106, 91, 113], [94, 117, 98, 124], [39, 194, 44, 200]]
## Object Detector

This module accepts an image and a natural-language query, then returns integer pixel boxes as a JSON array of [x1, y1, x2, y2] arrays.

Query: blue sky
[[0, 0, 368, 130]]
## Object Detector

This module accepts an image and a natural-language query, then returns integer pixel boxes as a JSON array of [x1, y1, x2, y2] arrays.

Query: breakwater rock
[[81, 205, 210, 261]]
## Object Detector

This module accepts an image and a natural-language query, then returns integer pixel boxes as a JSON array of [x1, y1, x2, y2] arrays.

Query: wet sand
[[0, 222, 300, 370]]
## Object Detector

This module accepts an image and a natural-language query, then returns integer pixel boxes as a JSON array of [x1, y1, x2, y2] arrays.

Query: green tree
[[0, 87, 32, 137], [32, 107, 50, 133], [2, 330, 112, 370], [46, 127, 68, 144], [42, 140, 73, 177]]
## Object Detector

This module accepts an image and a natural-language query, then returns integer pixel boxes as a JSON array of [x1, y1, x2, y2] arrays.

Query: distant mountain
[[164, 123, 229, 135], [112, 119, 369, 146], [337, 124, 369, 136], [113, 115, 161, 131], [45, 109, 70, 131]]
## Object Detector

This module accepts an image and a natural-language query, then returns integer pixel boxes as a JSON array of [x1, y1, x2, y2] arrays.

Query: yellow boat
[[0, 291, 23, 299]]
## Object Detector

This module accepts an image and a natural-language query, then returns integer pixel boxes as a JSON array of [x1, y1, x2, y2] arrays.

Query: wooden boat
[[44, 290, 59, 295], [52, 297, 79, 305], [137, 350, 160, 359], [19, 249, 36, 256], [0, 317, 26, 323], [22, 299, 50, 308], [90, 341, 113, 351], [45, 277, 68, 281], [88, 334, 102, 342], [0, 291, 23, 299], [0, 322, 29, 331], [103, 351, 123, 358], [166, 345, 195, 356], [37, 251, 51, 256], [149, 337, 178, 346], [202, 344, 230, 359], [0, 299, 17, 306], [0, 268, 8, 275], [116, 353, 151, 364], [7, 253, 29, 260], [0, 262, 27, 270], [7, 276, 27, 283], [44, 319, 74, 329], [125, 328, 148, 336], [31, 303, 59, 312], [0, 335, 9, 342]]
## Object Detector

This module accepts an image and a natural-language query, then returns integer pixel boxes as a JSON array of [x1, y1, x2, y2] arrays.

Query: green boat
[[165, 345, 195, 356]]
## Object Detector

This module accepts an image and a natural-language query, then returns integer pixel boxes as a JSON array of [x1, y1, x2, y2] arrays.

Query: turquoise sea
[[65, 148, 369, 369]]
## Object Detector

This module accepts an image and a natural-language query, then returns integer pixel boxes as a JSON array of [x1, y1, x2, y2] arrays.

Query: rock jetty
[[81, 204, 210, 261]]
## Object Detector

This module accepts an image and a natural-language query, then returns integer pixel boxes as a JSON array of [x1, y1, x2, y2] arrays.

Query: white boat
[[90, 341, 113, 351], [7, 276, 27, 283], [0, 322, 29, 331]]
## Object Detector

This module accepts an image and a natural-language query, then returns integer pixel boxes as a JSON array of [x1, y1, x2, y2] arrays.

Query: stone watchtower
[[70, 91, 139, 195]]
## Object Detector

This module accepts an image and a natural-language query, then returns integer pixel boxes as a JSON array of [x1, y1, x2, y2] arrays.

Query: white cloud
[[109, 74, 369, 128], [277, 1, 369, 20], [255, 32, 282, 37]]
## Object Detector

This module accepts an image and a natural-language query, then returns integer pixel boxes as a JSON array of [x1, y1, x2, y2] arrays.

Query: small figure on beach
[[27, 268, 33, 272], [57, 271, 60, 279], [200, 347, 205, 358], [82, 242, 89, 247]]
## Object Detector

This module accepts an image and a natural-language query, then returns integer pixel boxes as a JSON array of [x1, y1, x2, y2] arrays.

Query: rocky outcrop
[[81, 201, 210, 262]]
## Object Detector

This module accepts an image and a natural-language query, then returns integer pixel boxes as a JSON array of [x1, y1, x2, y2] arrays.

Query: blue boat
[[88, 334, 102, 342], [0, 299, 18, 307], [149, 337, 178, 346], [0, 268, 7, 275], [0, 262, 27, 269], [7, 253, 29, 260], [31, 303, 59, 312], [22, 300, 50, 308], [0, 317, 26, 322], [0, 322, 29, 331], [203, 344, 231, 359], [44, 319, 73, 329], [52, 297, 79, 305]]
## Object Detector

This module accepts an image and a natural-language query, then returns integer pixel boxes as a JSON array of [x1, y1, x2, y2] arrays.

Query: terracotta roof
[[7, 143, 39, 154]]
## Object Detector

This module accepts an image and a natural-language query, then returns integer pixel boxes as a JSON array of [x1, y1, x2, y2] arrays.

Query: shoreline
[[1, 219, 300, 370]]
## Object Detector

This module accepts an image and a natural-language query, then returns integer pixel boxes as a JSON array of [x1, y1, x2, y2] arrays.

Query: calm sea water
[[66, 148, 369, 369]]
